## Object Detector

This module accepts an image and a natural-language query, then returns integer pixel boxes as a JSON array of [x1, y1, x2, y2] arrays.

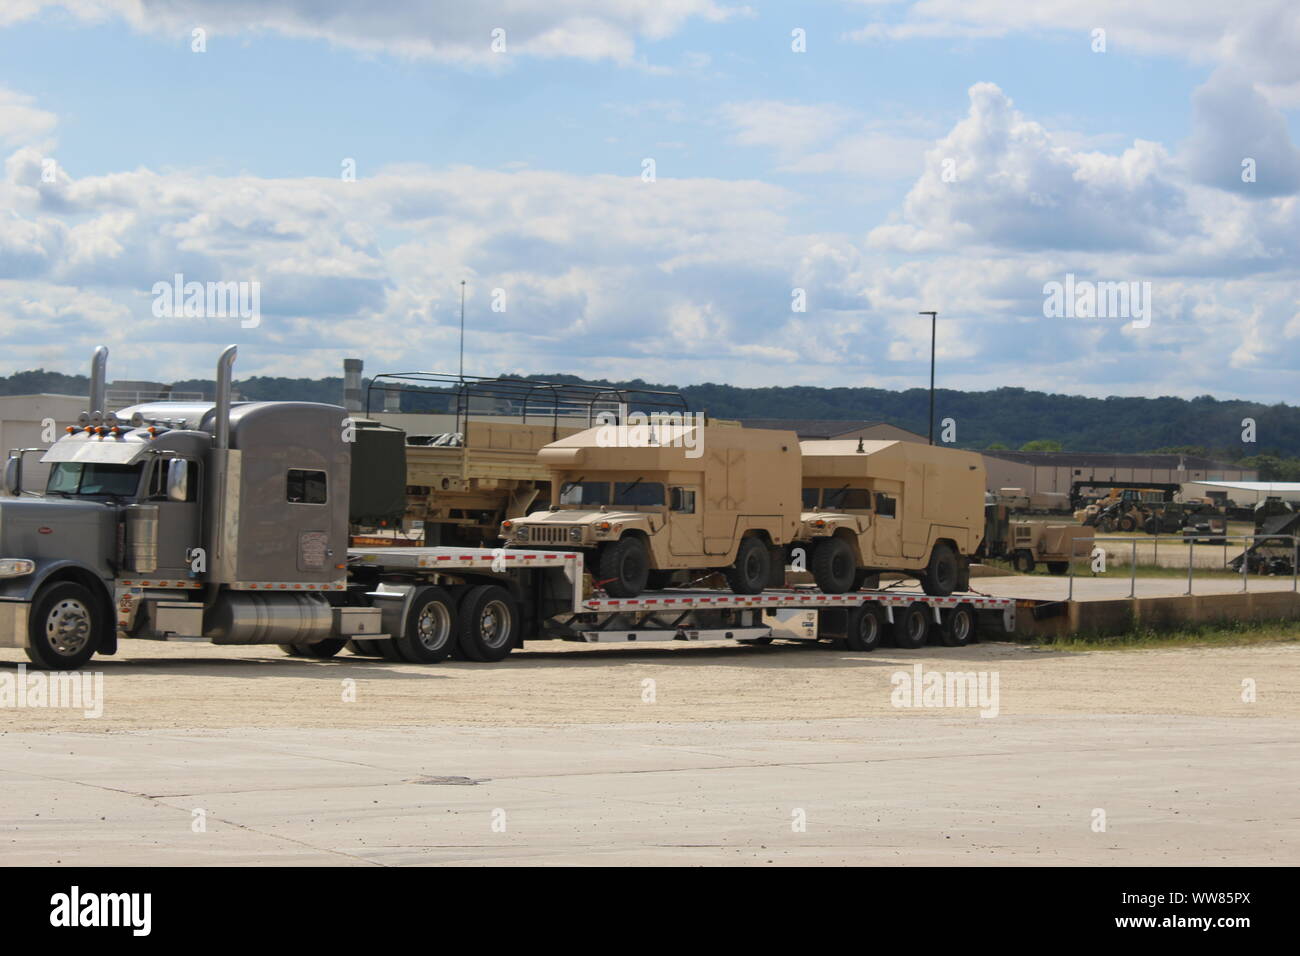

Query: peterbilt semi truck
[[0, 346, 1016, 671]]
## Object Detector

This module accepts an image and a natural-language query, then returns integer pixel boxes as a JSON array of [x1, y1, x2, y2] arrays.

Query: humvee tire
[[725, 535, 771, 594], [891, 602, 932, 649], [920, 542, 959, 596], [598, 536, 650, 597], [844, 602, 886, 652], [1012, 549, 1036, 573], [811, 537, 856, 594], [1047, 561, 1069, 576]]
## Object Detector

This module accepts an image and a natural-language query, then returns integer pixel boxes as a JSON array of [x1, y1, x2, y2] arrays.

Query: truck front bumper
[[0, 600, 30, 648]]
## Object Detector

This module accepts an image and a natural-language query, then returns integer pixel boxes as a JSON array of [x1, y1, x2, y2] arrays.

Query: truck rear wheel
[[724, 536, 770, 594], [844, 602, 886, 652], [939, 604, 976, 647], [597, 537, 649, 597], [280, 639, 347, 659], [921, 543, 959, 596], [811, 537, 856, 594], [456, 585, 519, 662], [26, 582, 102, 670], [395, 587, 457, 663], [348, 639, 383, 657], [891, 602, 932, 649]]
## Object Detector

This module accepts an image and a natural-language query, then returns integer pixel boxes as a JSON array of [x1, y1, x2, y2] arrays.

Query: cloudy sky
[[0, 1, 1298, 402]]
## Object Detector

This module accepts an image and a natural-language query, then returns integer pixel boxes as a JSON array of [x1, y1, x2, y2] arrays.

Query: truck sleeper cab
[[501, 423, 801, 597]]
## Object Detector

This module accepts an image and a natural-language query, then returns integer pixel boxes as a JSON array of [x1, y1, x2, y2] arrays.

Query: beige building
[[0, 393, 88, 494], [982, 450, 1256, 499], [741, 419, 928, 443]]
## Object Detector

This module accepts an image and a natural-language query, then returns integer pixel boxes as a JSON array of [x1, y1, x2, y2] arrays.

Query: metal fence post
[[1130, 539, 1137, 599], [1242, 534, 1249, 592], [1187, 537, 1194, 596]]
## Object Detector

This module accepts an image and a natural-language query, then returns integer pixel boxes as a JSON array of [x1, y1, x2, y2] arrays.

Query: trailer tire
[[348, 639, 383, 657], [456, 585, 519, 662], [279, 644, 305, 657], [939, 604, 976, 647], [811, 537, 857, 594], [1047, 561, 1069, 576], [284, 639, 347, 659], [921, 542, 959, 596], [598, 537, 650, 597], [395, 588, 457, 664], [725, 535, 770, 595], [378, 638, 405, 662], [25, 581, 102, 671], [844, 602, 886, 652], [891, 602, 932, 649]]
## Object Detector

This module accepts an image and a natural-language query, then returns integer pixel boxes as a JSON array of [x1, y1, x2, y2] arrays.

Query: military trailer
[[792, 440, 986, 596], [501, 424, 802, 597]]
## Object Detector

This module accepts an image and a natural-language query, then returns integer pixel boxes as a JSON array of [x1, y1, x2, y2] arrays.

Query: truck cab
[[501, 423, 801, 597]]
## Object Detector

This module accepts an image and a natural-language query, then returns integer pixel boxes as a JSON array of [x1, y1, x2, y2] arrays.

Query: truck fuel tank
[[204, 592, 332, 645]]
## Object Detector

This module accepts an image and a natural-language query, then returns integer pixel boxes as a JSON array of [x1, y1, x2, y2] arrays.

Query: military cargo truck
[[501, 424, 801, 597], [792, 440, 986, 596]]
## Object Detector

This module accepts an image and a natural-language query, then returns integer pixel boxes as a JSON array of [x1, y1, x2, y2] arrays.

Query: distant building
[[741, 419, 928, 443], [0, 393, 87, 493], [982, 450, 1256, 497]]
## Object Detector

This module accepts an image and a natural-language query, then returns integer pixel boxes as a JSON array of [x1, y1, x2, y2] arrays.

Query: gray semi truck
[[0, 345, 1015, 671]]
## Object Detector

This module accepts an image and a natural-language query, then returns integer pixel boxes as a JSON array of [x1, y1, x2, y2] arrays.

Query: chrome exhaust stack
[[214, 345, 237, 449], [88, 346, 108, 420]]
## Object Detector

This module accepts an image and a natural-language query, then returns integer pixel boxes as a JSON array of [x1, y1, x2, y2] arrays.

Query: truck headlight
[[568, 527, 583, 542], [0, 558, 35, 578], [515, 526, 529, 541]]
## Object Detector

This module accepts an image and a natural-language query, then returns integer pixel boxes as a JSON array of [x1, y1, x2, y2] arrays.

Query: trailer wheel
[[395, 588, 457, 663], [921, 543, 959, 596], [348, 639, 383, 657], [844, 602, 886, 652], [1012, 549, 1036, 573], [26, 582, 102, 670], [294, 638, 348, 659], [811, 537, 856, 594], [891, 602, 932, 649], [598, 536, 650, 597], [1046, 561, 1069, 576], [939, 604, 976, 647], [456, 585, 519, 662], [725, 535, 771, 595], [279, 644, 305, 657]]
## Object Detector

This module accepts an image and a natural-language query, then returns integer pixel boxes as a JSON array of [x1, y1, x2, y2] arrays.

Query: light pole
[[458, 280, 467, 380], [919, 310, 937, 445]]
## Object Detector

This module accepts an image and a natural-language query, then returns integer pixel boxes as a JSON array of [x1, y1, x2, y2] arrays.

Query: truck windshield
[[46, 461, 144, 497], [614, 480, 664, 506], [559, 480, 611, 506], [822, 486, 872, 509]]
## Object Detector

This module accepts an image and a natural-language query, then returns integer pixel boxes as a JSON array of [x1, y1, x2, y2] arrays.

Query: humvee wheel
[[1012, 549, 1036, 574], [26, 582, 101, 670], [1047, 561, 1069, 576], [598, 537, 650, 597], [844, 602, 886, 652], [725, 535, 771, 595], [891, 602, 932, 649], [921, 542, 959, 596], [811, 537, 856, 594]]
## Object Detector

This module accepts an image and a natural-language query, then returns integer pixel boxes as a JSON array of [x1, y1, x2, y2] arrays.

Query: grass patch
[[1018, 617, 1300, 651]]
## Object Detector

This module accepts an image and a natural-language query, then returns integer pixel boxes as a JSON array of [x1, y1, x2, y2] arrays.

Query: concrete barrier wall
[[1012, 590, 1300, 639]]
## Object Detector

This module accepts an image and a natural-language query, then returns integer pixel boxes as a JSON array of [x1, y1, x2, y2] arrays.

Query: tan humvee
[[1007, 521, 1094, 574], [793, 440, 986, 595], [501, 424, 801, 596]]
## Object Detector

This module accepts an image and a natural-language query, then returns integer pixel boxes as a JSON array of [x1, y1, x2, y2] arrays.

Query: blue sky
[[1, 1, 1298, 403]]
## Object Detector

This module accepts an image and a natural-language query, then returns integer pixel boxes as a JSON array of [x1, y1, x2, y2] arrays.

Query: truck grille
[[528, 525, 575, 544]]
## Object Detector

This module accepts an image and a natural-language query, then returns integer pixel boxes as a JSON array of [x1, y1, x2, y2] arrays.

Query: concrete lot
[[2, 637, 1298, 865]]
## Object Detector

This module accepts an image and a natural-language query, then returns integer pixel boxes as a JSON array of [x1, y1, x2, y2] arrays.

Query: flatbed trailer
[[340, 545, 1017, 660]]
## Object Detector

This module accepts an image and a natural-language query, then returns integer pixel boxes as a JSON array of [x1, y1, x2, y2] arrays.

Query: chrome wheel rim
[[478, 600, 511, 649], [416, 601, 451, 651], [46, 599, 91, 656]]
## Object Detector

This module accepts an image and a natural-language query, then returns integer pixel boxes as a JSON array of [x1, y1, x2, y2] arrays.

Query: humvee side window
[[614, 481, 664, 506], [802, 488, 819, 508], [875, 493, 897, 518], [825, 487, 871, 510], [670, 487, 696, 514], [287, 469, 327, 504]]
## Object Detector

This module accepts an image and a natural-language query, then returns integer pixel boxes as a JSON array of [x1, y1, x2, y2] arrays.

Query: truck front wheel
[[724, 536, 770, 594], [811, 537, 857, 594], [26, 582, 102, 670], [597, 537, 650, 597]]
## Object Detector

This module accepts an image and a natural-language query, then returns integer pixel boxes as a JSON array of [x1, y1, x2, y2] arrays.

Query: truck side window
[[287, 469, 327, 504], [149, 460, 199, 502], [875, 493, 897, 518], [670, 487, 696, 514], [802, 488, 819, 508]]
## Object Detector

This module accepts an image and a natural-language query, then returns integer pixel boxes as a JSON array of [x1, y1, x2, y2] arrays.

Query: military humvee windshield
[[559, 479, 665, 507], [559, 480, 611, 506], [614, 480, 663, 506], [805, 486, 871, 510], [46, 461, 143, 497]]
